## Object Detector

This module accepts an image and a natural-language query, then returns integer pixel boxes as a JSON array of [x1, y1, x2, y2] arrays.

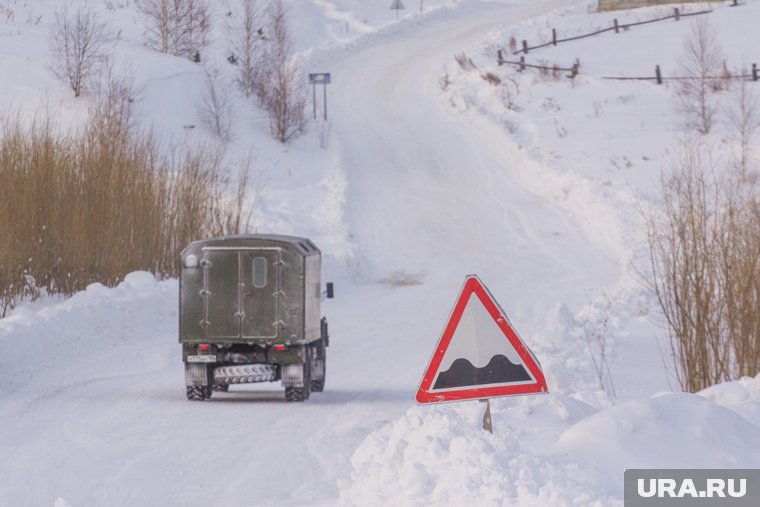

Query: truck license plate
[[187, 355, 216, 363]]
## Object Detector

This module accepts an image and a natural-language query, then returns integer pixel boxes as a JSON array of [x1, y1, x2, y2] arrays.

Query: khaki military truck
[[179, 235, 333, 402]]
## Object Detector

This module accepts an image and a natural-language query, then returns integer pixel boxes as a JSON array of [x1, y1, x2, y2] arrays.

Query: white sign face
[[308, 73, 331, 84], [416, 275, 548, 404], [432, 291, 536, 392]]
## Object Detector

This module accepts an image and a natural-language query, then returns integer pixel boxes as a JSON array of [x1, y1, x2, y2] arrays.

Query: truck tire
[[186, 385, 207, 401], [285, 346, 312, 402], [311, 339, 326, 393]]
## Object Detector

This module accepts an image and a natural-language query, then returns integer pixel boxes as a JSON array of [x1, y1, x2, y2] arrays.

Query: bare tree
[[676, 17, 724, 135], [258, 0, 308, 143], [91, 60, 142, 139], [198, 69, 234, 143], [227, 0, 264, 97], [137, 0, 210, 59], [49, 4, 111, 98], [726, 70, 758, 173]]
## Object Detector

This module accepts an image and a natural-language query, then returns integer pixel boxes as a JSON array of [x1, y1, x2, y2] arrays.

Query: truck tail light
[[273, 345, 285, 351], [199, 343, 210, 352]]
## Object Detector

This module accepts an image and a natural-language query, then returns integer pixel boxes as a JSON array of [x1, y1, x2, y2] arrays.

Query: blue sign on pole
[[308, 73, 332, 121]]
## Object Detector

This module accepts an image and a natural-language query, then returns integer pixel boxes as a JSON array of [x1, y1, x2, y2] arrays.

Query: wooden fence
[[512, 6, 716, 56], [604, 63, 760, 83], [497, 54, 579, 78]]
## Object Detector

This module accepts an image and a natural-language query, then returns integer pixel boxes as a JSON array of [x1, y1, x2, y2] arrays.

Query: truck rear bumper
[[213, 364, 277, 385]]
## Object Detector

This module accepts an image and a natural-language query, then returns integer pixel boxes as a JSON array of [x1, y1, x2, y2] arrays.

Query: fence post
[[656, 65, 662, 84], [673, 7, 680, 20], [522, 40, 529, 54], [753, 63, 758, 82], [614, 19, 619, 33], [497, 49, 503, 66], [519, 56, 525, 72], [552, 28, 557, 46]]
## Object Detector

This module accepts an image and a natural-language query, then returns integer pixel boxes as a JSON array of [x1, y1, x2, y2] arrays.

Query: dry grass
[[0, 101, 253, 316]]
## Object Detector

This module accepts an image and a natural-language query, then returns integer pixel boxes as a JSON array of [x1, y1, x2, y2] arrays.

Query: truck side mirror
[[326, 282, 334, 299]]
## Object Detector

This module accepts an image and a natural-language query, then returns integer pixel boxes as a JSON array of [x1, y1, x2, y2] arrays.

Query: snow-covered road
[[0, 2, 625, 506]]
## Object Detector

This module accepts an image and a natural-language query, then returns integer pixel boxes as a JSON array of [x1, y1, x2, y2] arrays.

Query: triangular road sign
[[390, 0, 405, 10], [416, 275, 548, 404]]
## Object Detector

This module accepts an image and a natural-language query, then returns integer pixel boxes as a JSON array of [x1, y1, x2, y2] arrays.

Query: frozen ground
[[1, 0, 759, 506]]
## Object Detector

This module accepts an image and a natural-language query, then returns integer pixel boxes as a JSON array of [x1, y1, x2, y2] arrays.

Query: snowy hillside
[[1, 0, 760, 506]]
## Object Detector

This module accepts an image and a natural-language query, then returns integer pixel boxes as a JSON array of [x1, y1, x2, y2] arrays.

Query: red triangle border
[[415, 275, 548, 404]]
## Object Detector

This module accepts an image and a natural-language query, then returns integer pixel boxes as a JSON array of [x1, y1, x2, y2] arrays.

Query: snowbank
[[340, 378, 760, 506]]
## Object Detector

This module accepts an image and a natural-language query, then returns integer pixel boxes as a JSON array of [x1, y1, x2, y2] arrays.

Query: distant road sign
[[416, 275, 548, 404], [309, 73, 331, 85]]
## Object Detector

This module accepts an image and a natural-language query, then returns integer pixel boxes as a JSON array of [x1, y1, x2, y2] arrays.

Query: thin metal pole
[[481, 399, 493, 433], [312, 83, 317, 119], [323, 83, 328, 121]]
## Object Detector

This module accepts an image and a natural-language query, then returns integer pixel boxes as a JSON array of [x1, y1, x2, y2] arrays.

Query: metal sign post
[[390, 0, 405, 20], [308, 73, 331, 121], [481, 399, 493, 433]]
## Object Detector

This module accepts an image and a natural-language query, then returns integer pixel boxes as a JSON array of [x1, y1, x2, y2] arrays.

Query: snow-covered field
[[1, 0, 759, 505]]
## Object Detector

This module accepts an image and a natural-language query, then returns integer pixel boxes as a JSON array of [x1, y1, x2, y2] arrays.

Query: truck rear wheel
[[186, 385, 207, 401]]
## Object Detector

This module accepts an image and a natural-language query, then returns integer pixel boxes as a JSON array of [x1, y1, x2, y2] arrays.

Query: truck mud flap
[[185, 363, 208, 386]]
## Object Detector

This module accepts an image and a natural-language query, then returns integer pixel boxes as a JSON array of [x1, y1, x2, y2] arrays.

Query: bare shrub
[[582, 295, 617, 397], [91, 60, 141, 138], [377, 270, 425, 287], [675, 17, 724, 135], [726, 70, 758, 172], [480, 71, 501, 86], [49, 4, 111, 97], [198, 69, 234, 142], [508, 36, 517, 53], [646, 140, 725, 391], [646, 139, 760, 391], [438, 69, 450, 91], [257, 0, 308, 143], [454, 52, 476, 71], [0, 106, 255, 315], [227, 0, 264, 97], [137, 0, 210, 59]]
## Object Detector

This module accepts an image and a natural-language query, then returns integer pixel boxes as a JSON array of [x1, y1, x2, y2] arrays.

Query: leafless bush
[[675, 17, 724, 135], [257, 0, 308, 143], [454, 52, 476, 71], [438, 69, 450, 91], [499, 75, 521, 112], [508, 36, 517, 53], [647, 140, 724, 391], [646, 139, 760, 391], [227, 0, 264, 97], [137, 0, 210, 59], [49, 4, 111, 97], [726, 70, 758, 172], [0, 104, 255, 315], [480, 72, 501, 86], [582, 295, 617, 397], [91, 60, 141, 138], [377, 270, 425, 287], [198, 70, 234, 142]]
